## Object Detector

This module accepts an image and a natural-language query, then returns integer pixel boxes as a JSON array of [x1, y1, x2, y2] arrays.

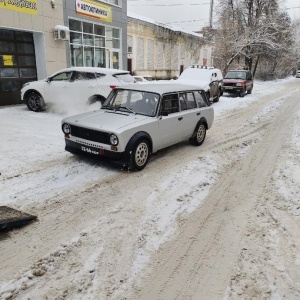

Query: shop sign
[[76, 0, 112, 22], [3, 55, 14, 66], [0, 0, 37, 15]]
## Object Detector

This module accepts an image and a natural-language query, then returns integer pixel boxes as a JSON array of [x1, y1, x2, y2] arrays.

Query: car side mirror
[[46, 77, 52, 83]]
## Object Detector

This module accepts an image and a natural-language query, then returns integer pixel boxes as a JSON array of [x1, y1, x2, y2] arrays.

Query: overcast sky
[[127, 0, 300, 32]]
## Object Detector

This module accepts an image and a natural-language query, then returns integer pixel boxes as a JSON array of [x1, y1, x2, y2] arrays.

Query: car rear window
[[225, 71, 246, 80], [114, 73, 135, 83]]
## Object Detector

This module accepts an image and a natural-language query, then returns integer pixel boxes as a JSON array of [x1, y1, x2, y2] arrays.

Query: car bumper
[[222, 86, 244, 93], [65, 139, 128, 164]]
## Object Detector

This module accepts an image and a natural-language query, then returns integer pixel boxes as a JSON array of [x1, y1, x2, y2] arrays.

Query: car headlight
[[236, 83, 243, 87], [62, 123, 71, 134], [110, 134, 118, 146]]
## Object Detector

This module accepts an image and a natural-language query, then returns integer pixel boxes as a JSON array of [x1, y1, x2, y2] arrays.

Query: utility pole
[[209, 0, 214, 28]]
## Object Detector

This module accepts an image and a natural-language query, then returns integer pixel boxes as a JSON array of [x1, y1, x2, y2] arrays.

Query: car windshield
[[225, 71, 247, 80], [102, 89, 160, 117]]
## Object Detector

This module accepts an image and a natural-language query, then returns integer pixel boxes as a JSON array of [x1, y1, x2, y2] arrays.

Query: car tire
[[189, 122, 206, 146], [130, 139, 150, 171], [88, 95, 106, 105], [247, 87, 253, 94], [206, 91, 211, 105], [25, 91, 45, 112], [239, 89, 246, 97], [213, 89, 221, 102]]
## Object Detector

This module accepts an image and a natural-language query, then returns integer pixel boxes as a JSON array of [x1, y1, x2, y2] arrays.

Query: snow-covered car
[[21, 67, 135, 112], [177, 65, 223, 104], [222, 70, 254, 97], [61, 83, 214, 170], [133, 75, 153, 82]]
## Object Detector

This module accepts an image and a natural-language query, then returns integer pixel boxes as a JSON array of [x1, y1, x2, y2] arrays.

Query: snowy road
[[1, 78, 300, 300]]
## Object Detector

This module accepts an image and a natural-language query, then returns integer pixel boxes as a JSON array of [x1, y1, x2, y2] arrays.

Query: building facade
[[127, 13, 214, 80], [0, 0, 127, 105]]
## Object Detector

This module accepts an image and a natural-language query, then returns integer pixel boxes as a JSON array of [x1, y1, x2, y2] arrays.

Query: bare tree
[[213, 0, 295, 79]]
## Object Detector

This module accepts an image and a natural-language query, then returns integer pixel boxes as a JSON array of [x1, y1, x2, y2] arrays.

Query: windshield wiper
[[118, 106, 136, 114]]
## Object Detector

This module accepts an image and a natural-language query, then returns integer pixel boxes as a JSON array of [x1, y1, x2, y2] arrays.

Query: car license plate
[[225, 86, 233, 89], [81, 146, 99, 155]]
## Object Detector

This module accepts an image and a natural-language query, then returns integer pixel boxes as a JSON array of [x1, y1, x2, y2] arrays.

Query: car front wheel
[[190, 123, 206, 146], [239, 89, 246, 97], [131, 139, 150, 171], [25, 91, 45, 112]]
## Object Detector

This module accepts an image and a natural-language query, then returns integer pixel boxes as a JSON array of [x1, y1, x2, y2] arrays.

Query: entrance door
[[0, 29, 37, 105], [107, 50, 120, 69]]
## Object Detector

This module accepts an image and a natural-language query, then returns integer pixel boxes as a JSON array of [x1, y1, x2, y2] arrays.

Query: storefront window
[[70, 32, 82, 45], [83, 34, 94, 46], [0, 68, 19, 78], [71, 45, 83, 67], [19, 68, 37, 78], [0, 41, 15, 52], [83, 22, 93, 34], [84, 47, 94, 67], [69, 19, 82, 32], [95, 36, 105, 47], [95, 48, 106, 68], [17, 43, 34, 54], [95, 25, 105, 36], [69, 18, 121, 69], [18, 56, 35, 67], [112, 52, 119, 69]]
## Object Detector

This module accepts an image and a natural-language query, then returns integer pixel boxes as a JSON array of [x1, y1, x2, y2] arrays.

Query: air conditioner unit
[[54, 25, 70, 41]]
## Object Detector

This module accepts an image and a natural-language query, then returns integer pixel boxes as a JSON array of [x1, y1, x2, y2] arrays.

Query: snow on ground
[[0, 76, 300, 299]]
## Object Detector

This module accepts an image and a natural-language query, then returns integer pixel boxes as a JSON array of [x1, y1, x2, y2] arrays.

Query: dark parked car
[[177, 65, 223, 104], [222, 70, 253, 97]]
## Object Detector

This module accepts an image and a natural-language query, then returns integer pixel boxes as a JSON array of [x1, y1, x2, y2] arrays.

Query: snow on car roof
[[117, 82, 205, 95], [50, 67, 129, 76]]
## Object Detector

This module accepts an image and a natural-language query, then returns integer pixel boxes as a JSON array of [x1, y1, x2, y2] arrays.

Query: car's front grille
[[223, 83, 237, 87], [70, 125, 110, 145]]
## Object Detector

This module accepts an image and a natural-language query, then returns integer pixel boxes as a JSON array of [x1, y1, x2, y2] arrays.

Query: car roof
[[117, 83, 205, 95], [51, 67, 130, 76]]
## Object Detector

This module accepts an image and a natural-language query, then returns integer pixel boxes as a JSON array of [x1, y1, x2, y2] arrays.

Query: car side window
[[86, 72, 96, 80], [51, 72, 72, 81], [194, 91, 207, 108], [179, 92, 196, 110], [96, 73, 106, 79], [161, 94, 179, 114], [72, 71, 87, 81]]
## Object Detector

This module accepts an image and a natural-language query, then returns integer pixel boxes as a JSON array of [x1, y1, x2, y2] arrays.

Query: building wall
[[127, 17, 212, 79], [0, 0, 66, 79], [0, 0, 127, 105]]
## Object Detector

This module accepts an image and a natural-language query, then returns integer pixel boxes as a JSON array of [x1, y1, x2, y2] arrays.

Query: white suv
[[177, 65, 223, 104], [21, 67, 135, 112]]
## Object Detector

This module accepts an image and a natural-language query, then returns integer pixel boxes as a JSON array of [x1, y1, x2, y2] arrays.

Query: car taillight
[[110, 85, 117, 89]]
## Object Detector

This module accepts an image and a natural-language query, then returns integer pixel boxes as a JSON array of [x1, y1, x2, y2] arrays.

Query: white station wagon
[[61, 83, 214, 170]]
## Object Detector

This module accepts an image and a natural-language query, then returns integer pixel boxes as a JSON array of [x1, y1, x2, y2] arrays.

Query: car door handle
[[178, 117, 183, 121]]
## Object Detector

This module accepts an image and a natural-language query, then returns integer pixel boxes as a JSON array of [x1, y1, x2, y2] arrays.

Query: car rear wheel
[[88, 95, 106, 105], [213, 89, 221, 102], [190, 123, 206, 146], [131, 139, 150, 171], [25, 91, 45, 112]]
